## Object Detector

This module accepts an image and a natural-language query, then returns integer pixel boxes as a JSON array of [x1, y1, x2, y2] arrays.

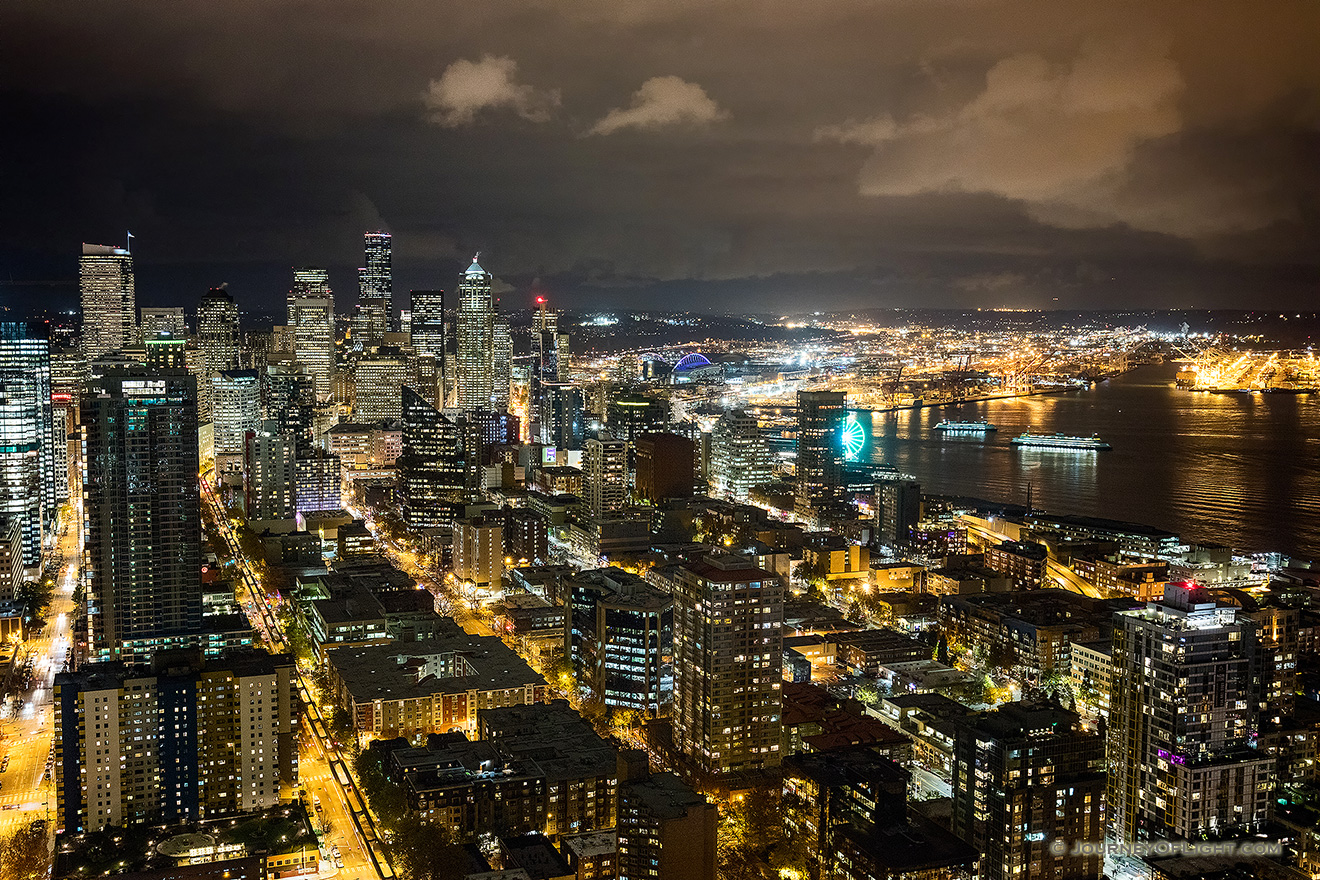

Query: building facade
[[80, 243, 137, 359]]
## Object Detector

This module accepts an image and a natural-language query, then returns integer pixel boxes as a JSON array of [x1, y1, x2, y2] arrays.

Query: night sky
[[1, 0, 1317, 315]]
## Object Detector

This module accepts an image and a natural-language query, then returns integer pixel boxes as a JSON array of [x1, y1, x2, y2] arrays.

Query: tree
[[0, 822, 50, 880], [719, 788, 783, 880], [387, 816, 468, 880], [15, 579, 53, 627], [937, 635, 950, 666]]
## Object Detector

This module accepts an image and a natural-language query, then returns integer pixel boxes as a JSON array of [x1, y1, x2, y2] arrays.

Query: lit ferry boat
[[1010, 432, 1111, 451], [934, 420, 997, 434]]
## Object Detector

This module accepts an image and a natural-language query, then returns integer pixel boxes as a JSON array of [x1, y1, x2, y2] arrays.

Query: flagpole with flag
[[126, 230, 134, 253]]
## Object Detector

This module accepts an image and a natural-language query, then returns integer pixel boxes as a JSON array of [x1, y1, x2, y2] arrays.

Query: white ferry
[[1010, 432, 1111, 451], [934, 420, 997, 434]]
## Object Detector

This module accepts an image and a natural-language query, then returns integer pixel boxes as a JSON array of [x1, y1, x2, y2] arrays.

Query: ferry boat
[[934, 420, 997, 434], [1010, 432, 1111, 451]]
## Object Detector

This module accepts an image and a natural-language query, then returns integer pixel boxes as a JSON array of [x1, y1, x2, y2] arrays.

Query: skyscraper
[[287, 268, 335, 400], [197, 288, 240, 376], [354, 351, 411, 422], [1109, 583, 1272, 843], [455, 256, 495, 410], [139, 307, 188, 341], [357, 231, 392, 346], [794, 389, 847, 521], [398, 387, 466, 530], [492, 316, 512, 409], [80, 243, 137, 359], [877, 479, 921, 547], [81, 371, 202, 664], [0, 322, 56, 568], [952, 702, 1106, 880], [211, 370, 262, 475], [409, 289, 446, 404], [584, 432, 628, 520], [709, 409, 773, 501], [673, 554, 783, 776], [243, 421, 297, 522]]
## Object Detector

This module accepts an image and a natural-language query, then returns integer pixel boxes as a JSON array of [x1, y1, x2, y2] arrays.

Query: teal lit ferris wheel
[[841, 414, 866, 461]]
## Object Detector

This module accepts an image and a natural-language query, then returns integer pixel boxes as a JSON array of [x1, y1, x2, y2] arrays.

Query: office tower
[[398, 387, 465, 529], [533, 298, 560, 381], [877, 479, 921, 547], [399, 309, 411, 335], [263, 363, 315, 449], [492, 316, 512, 409], [211, 369, 261, 458], [952, 703, 1106, 880], [139, 307, 188, 341], [1242, 603, 1299, 725], [354, 351, 411, 422], [634, 433, 695, 504], [539, 382, 585, 449], [556, 333, 571, 381], [197, 287, 240, 376], [1109, 584, 1272, 843], [673, 554, 783, 776], [709, 409, 773, 501], [244, 421, 297, 522], [54, 651, 298, 834], [80, 243, 137, 359], [584, 432, 628, 520], [607, 394, 668, 444], [145, 335, 187, 370], [598, 582, 673, 715], [0, 322, 56, 568], [453, 515, 503, 588], [409, 289, 446, 403], [455, 256, 495, 410], [294, 448, 342, 514], [356, 231, 392, 347], [794, 389, 847, 520], [287, 268, 335, 399], [82, 371, 202, 664]]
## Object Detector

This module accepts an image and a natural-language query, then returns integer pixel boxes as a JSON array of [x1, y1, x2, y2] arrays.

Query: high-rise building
[[597, 582, 673, 715], [617, 771, 717, 880], [54, 651, 298, 834], [354, 351, 411, 422], [673, 554, 783, 776], [455, 256, 495, 410], [539, 382, 585, 450], [294, 448, 342, 514], [263, 363, 315, 450], [492, 316, 512, 409], [709, 409, 773, 501], [409, 289, 446, 403], [197, 288, 240, 377], [80, 243, 137, 359], [0, 517, 22, 597], [877, 479, 921, 547], [794, 390, 846, 520], [244, 421, 297, 522], [584, 432, 628, 520], [1109, 583, 1272, 843], [607, 395, 668, 445], [398, 388, 465, 529], [0, 322, 56, 568], [211, 369, 261, 460], [533, 299, 560, 381], [139, 307, 188, 341], [81, 371, 202, 664], [356, 231, 392, 347], [287, 268, 335, 399], [952, 702, 1106, 880], [453, 515, 503, 588], [635, 433, 695, 504]]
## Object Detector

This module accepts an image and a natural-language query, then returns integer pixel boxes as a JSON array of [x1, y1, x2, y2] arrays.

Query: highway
[[201, 478, 394, 880]]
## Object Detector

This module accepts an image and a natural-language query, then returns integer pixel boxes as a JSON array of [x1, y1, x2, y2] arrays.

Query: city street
[[202, 478, 391, 880], [0, 515, 79, 837]]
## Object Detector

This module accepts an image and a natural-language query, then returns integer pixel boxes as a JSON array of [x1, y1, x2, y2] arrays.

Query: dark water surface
[[864, 364, 1320, 560]]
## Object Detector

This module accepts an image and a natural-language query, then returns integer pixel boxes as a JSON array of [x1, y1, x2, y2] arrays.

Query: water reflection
[[863, 365, 1320, 559]]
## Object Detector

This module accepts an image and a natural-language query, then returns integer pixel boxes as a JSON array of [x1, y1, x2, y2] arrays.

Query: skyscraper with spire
[[357, 231, 392, 346], [80, 242, 137, 359], [455, 255, 495, 410]]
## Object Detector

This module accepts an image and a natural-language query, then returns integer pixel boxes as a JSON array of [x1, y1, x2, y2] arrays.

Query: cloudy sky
[[0, 0, 1317, 315]]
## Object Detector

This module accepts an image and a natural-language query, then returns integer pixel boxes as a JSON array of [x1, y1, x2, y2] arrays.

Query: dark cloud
[[0, 0, 1316, 315]]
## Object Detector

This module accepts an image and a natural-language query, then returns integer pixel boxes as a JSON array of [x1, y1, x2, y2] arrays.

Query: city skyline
[[1, 1, 1318, 314]]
